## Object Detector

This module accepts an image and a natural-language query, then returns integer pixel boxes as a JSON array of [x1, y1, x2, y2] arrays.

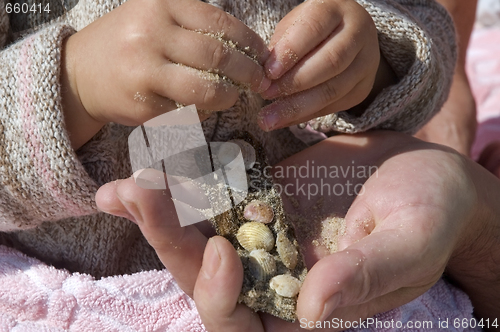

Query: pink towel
[[0, 245, 477, 331], [468, 27, 500, 159]]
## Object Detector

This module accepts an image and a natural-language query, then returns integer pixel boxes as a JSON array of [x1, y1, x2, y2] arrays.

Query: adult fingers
[[97, 170, 208, 296], [194, 236, 265, 332], [165, 27, 270, 93], [264, 0, 343, 79], [297, 228, 443, 324]]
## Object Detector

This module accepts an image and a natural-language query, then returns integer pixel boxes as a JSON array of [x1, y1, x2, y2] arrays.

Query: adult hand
[[415, 68, 477, 156], [257, 0, 395, 132], [96, 131, 498, 331]]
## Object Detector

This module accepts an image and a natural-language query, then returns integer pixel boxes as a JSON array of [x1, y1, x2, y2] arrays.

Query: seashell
[[276, 232, 298, 269], [217, 139, 256, 170], [248, 249, 277, 281], [269, 275, 302, 298], [244, 200, 274, 224], [236, 222, 275, 252]]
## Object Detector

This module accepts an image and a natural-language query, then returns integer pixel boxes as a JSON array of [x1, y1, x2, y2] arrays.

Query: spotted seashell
[[217, 139, 256, 170], [270, 275, 302, 298], [248, 249, 277, 281], [276, 232, 298, 269], [243, 200, 274, 224], [236, 222, 275, 252]]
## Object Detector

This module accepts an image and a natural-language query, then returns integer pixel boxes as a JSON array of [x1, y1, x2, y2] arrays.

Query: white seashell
[[270, 275, 302, 298], [236, 222, 275, 252], [217, 139, 256, 170], [244, 200, 274, 224], [276, 232, 298, 269], [248, 249, 277, 281]]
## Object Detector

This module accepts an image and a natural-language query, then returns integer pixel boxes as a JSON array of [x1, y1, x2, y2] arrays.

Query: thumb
[[194, 236, 264, 332], [297, 229, 441, 324]]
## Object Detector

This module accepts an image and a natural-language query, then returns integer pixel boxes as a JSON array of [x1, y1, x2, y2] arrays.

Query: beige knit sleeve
[[0, 22, 101, 232], [308, 0, 457, 134]]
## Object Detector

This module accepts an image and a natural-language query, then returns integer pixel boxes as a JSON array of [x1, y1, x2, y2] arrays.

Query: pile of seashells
[[209, 134, 307, 322]]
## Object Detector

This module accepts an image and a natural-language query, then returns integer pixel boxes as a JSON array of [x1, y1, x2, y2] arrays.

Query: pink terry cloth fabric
[[0, 245, 478, 332], [0, 245, 205, 332], [467, 26, 500, 160]]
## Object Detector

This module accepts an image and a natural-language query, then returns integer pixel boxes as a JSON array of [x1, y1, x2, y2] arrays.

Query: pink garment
[[0, 245, 477, 332], [0, 245, 204, 331], [467, 27, 500, 159]]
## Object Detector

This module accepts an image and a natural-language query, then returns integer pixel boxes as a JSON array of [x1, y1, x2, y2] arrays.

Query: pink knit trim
[[17, 35, 86, 217]]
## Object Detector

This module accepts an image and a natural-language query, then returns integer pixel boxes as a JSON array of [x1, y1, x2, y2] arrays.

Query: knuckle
[[320, 80, 338, 105], [201, 83, 219, 107], [211, 9, 233, 33], [290, 74, 305, 93], [302, 16, 328, 40], [324, 47, 343, 75], [201, 82, 238, 110], [210, 42, 230, 71]]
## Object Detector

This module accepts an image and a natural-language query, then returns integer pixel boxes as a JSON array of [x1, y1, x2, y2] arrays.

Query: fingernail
[[266, 60, 283, 80], [257, 76, 272, 93], [102, 209, 138, 224], [116, 195, 143, 224], [258, 107, 281, 132], [202, 238, 221, 280], [318, 293, 341, 321]]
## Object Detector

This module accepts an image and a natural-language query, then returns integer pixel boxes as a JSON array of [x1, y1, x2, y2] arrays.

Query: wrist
[[446, 159, 500, 321], [348, 51, 398, 116], [61, 34, 106, 150]]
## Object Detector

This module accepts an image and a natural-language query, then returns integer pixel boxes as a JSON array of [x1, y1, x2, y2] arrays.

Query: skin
[[96, 132, 500, 331], [61, 0, 397, 149], [415, 0, 478, 156], [61, 0, 271, 150], [258, 0, 397, 131]]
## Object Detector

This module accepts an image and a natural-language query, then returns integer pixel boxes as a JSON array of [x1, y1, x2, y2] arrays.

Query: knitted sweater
[[0, 0, 456, 278]]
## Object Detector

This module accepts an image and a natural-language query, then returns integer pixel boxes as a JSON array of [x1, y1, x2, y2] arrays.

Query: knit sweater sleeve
[[0, 20, 99, 232], [308, 0, 457, 135]]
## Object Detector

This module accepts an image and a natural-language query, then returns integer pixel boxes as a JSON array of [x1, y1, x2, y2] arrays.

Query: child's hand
[[62, 0, 270, 148], [257, 0, 381, 131]]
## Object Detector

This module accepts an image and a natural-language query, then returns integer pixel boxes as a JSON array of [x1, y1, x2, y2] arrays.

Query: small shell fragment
[[276, 232, 298, 269], [248, 249, 277, 281], [244, 200, 274, 224], [236, 222, 275, 252], [270, 275, 301, 298], [217, 139, 256, 170]]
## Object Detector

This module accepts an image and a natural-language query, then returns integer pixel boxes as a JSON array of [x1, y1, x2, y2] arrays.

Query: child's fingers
[[264, 0, 343, 80], [267, 2, 303, 51], [194, 236, 265, 332], [257, 56, 373, 131], [150, 61, 240, 111], [112, 173, 208, 297], [170, 0, 269, 64], [165, 27, 270, 93], [261, 29, 369, 100]]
